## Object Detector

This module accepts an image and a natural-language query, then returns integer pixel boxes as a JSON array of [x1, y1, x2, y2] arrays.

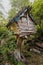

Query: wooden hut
[[6, 6, 36, 60], [6, 6, 36, 36]]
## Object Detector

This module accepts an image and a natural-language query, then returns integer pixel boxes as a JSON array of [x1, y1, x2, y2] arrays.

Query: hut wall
[[8, 22, 19, 34], [8, 16, 36, 36], [18, 16, 36, 36]]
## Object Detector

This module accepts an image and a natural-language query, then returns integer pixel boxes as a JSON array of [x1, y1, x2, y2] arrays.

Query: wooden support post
[[17, 36, 23, 55]]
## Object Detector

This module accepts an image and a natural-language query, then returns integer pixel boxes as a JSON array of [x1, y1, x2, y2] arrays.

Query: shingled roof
[[6, 6, 36, 27]]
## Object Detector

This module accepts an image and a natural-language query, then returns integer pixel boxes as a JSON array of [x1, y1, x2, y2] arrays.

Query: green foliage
[[31, 0, 43, 41], [7, 52, 18, 65], [18, 62, 24, 65], [0, 26, 17, 64], [35, 25, 43, 41], [0, 14, 8, 26], [9, 0, 29, 19], [11, 0, 29, 8], [31, 0, 43, 24]]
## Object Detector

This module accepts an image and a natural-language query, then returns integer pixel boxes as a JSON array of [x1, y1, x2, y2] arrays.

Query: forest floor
[[26, 52, 43, 65]]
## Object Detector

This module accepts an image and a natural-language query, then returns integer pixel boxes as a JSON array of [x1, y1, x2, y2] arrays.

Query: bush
[[0, 26, 17, 65]]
